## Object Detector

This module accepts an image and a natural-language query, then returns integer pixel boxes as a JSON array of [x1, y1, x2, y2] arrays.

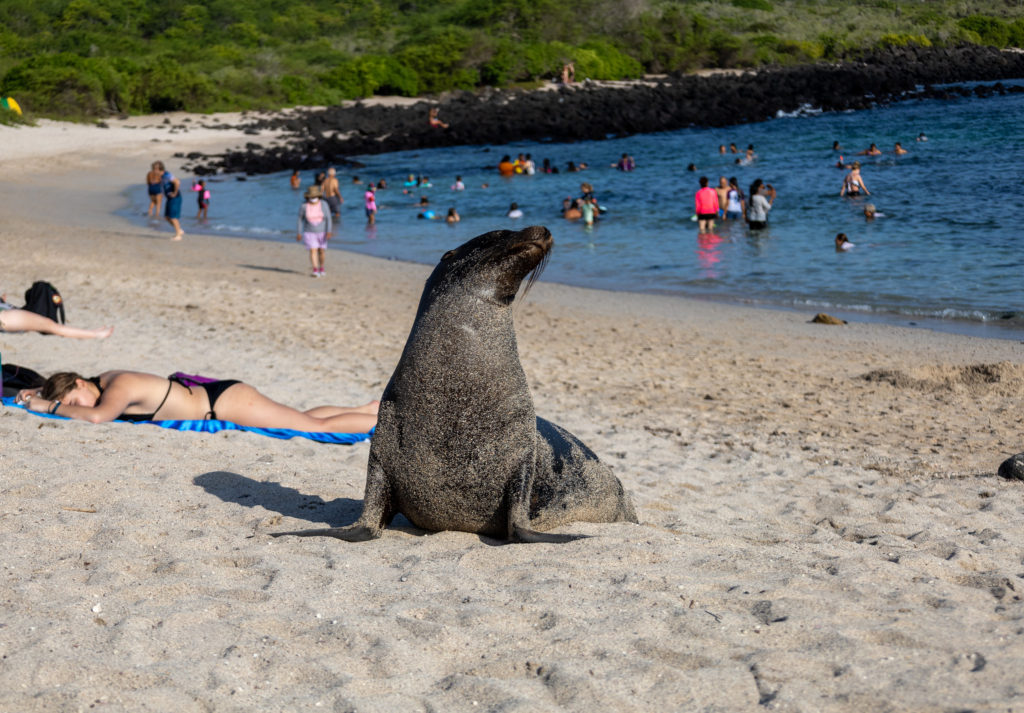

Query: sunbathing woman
[[0, 296, 113, 339], [17, 370, 379, 433]]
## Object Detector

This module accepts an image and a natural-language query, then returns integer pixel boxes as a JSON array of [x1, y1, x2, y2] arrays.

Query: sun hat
[[304, 185, 322, 199]]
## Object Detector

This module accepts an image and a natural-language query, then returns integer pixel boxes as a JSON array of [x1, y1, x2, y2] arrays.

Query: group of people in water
[[284, 151, 613, 254], [146, 161, 212, 241], [693, 174, 775, 234], [829, 137, 911, 249], [691, 134, 915, 250]]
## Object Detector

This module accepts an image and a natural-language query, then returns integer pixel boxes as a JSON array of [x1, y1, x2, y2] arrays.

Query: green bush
[[732, 0, 773, 11], [818, 32, 847, 60], [126, 60, 220, 112], [957, 15, 1010, 47], [276, 74, 341, 105], [397, 28, 479, 94], [5, 0, 1024, 118], [877, 33, 932, 48], [0, 53, 127, 115], [568, 40, 642, 80], [321, 55, 420, 98], [1009, 19, 1024, 48]]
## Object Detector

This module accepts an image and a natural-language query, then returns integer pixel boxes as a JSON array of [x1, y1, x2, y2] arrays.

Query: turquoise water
[[126, 82, 1024, 337]]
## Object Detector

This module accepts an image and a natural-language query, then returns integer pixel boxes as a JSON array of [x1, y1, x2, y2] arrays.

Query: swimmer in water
[[840, 162, 869, 197], [893, 142, 908, 155], [858, 143, 882, 156], [835, 233, 854, 251]]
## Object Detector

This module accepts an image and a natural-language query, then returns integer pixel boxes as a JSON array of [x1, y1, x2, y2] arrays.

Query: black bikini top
[[89, 375, 188, 422]]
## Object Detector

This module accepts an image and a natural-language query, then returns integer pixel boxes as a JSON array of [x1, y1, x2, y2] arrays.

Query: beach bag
[[2, 362, 45, 397], [304, 200, 325, 225], [22, 282, 65, 324]]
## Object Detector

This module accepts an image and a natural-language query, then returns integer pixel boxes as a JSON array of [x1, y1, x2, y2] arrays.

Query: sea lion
[[274, 225, 637, 543]]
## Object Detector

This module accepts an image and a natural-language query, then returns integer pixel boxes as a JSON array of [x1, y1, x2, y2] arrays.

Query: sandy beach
[[2, 116, 1024, 712]]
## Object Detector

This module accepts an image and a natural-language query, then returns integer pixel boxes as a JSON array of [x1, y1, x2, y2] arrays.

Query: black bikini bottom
[[203, 380, 241, 420]]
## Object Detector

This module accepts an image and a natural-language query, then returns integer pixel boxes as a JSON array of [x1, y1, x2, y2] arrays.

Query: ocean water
[[125, 81, 1024, 338]]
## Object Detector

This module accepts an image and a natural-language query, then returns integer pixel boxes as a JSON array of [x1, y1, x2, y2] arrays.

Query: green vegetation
[[1, 0, 1022, 118]]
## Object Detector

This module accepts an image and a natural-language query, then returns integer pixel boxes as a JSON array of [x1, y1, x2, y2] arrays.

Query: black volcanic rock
[[185, 46, 1024, 176]]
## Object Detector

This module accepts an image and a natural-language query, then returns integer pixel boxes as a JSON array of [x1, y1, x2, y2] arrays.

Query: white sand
[[2, 117, 1023, 712]]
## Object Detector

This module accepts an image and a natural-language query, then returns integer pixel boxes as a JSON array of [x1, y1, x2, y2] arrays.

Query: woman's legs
[[167, 217, 184, 240], [305, 402, 380, 418], [215, 383, 378, 433], [308, 248, 320, 274], [0, 309, 113, 339]]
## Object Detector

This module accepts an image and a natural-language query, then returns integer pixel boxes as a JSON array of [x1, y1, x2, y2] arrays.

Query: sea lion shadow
[[193, 470, 365, 526]]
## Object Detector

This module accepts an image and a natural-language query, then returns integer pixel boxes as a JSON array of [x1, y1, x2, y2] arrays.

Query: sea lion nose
[[523, 225, 553, 251]]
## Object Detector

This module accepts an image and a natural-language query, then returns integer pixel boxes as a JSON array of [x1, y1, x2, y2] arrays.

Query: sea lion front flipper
[[271, 457, 392, 542], [270, 525, 380, 541]]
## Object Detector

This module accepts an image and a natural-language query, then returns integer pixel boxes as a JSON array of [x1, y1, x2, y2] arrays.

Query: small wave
[[788, 297, 1023, 325], [210, 224, 281, 235], [775, 103, 823, 118]]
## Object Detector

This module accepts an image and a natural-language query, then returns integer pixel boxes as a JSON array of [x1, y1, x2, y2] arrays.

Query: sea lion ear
[[441, 249, 457, 262]]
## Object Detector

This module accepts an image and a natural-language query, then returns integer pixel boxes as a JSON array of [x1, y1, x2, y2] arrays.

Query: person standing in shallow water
[[725, 177, 746, 220], [162, 168, 184, 241], [322, 167, 342, 219], [715, 176, 730, 220], [146, 161, 164, 218], [694, 176, 719, 233], [746, 179, 775, 230], [364, 184, 377, 226]]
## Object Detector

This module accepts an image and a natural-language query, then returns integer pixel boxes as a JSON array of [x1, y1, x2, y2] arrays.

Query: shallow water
[[124, 81, 1024, 339]]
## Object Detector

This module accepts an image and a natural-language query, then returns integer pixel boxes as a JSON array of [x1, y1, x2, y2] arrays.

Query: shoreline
[[3, 100, 1024, 712], [110, 152, 1024, 344], [120, 200, 1024, 344]]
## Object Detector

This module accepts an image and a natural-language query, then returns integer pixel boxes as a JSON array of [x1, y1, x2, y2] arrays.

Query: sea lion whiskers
[[518, 239, 550, 303]]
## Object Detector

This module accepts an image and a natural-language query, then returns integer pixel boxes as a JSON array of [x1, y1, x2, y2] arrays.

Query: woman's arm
[[24, 379, 132, 423]]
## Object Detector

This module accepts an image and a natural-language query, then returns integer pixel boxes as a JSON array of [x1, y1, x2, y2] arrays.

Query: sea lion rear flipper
[[508, 460, 587, 543], [512, 524, 588, 544]]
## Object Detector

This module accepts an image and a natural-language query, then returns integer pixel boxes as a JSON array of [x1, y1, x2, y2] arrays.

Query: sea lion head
[[425, 225, 553, 307]]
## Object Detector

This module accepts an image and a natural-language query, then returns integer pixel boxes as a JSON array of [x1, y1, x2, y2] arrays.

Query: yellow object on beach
[[1, 97, 22, 115]]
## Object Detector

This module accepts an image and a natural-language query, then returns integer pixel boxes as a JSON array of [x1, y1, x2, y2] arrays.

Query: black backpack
[[22, 281, 65, 324], [2, 363, 45, 397]]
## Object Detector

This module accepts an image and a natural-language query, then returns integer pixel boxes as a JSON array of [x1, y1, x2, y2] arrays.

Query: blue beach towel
[[1, 397, 372, 444]]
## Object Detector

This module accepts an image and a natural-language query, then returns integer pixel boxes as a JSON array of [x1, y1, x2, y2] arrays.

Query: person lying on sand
[[0, 295, 113, 339], [17, 370, 379, 432]]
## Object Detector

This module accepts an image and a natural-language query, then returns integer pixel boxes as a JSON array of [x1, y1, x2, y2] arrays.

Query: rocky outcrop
[[182, 46, 1024, 176]]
